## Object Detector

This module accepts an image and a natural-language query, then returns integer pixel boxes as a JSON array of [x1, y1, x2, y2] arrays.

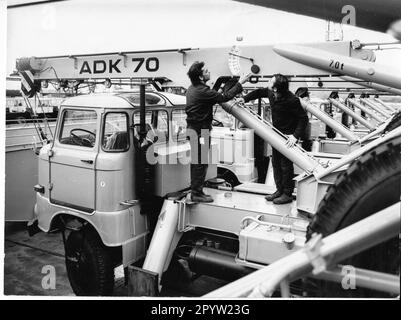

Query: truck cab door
[[49, 108, 99, 213]]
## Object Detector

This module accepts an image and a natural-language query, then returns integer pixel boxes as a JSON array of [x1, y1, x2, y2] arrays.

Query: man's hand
[[239, 73, 252, 85], [285, 134, 297, 148]]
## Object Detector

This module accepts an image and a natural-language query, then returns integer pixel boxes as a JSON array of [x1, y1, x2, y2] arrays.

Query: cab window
[[102, 112, 129, 152], [133, 110, 169, 143], [59, 109, 97, 148], [172, 109, 187, 141]]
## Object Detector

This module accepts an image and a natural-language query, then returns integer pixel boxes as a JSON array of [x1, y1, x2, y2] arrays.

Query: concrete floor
[[4, 222, 73, 296], [4, 222, 229, 297]]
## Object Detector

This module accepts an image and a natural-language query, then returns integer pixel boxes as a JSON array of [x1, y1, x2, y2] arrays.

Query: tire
[[306, 135, 401, 297], [384, 111, 401, 133], [65, 228, 114, 296]]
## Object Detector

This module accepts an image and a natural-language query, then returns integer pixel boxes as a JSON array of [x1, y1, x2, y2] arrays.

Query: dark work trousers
[[187, 124, 211, 195], [271, 148, 294, 196]]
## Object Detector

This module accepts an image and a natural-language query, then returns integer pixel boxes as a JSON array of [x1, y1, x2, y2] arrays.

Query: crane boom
[[16, 41, 379, 90]]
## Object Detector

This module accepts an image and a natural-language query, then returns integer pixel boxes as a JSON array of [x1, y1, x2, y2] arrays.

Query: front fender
[[36, 193, 148, 247]]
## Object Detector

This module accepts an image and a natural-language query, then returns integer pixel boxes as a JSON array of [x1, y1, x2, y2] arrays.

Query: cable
[[39, 66, 61, 82], [36, 95, 54, 140]]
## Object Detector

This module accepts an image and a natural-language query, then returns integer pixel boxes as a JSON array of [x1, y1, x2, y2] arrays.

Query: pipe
[[347, 99, 384, 123], [273, 44, 401, 90], [204, 202, 400, 298], [374, 98, 396, 113], [311, 265, 400, 295], [142, 200, 182, 287], [188, 246, 253, 281], [300, 99, 359, 142], [329, 99, 375, 130], [221, 100, 322, 174], [361, 99, 391, 118], [358, 120, 391, 144], [139, 84, 146, 141]]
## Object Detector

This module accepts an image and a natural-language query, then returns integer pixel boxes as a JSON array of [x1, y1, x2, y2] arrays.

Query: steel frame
[[204, 202, 400, 298], [311, 265, 400, 295]]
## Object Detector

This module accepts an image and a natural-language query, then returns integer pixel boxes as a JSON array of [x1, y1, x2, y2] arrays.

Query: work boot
[[273, 194, 293, 205], [264, 190, 282, 201], [191, 193, 214, 203], [200, 191, 213, 201]]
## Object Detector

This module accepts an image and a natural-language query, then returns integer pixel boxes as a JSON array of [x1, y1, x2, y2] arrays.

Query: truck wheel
[[65, 229, 114, 296], [306, 135, 400, 297]]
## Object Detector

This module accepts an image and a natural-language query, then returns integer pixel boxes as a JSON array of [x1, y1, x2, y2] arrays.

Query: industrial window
[[133, 110, 169, 143], [59, 109, 97, 148], [172, 109, 187, 141], [102, 112, 129, 152]]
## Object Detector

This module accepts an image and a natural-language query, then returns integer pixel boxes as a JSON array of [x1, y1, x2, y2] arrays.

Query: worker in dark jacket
[[238, 74, 308, 204], [186, 61, 250, 203]]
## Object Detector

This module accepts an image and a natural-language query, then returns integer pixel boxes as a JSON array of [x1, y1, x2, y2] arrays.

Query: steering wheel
[[70, 128, 96, 147]]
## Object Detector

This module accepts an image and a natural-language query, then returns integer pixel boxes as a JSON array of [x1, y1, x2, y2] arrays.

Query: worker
[[238, 74, 308, 204], [186, 61, 250, 203]]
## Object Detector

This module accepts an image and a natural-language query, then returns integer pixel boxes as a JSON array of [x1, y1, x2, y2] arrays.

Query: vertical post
[[139, 83, 146, 142], [135, 82, 156, 201], [255, 97, 265, 182]]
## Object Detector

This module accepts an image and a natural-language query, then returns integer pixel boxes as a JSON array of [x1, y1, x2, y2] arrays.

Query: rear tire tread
[[307, 136, 401, 238], [306, 135, 400, 297]]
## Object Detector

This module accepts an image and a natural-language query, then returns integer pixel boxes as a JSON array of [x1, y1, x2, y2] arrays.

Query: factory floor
[[4, 222, 229, 297]]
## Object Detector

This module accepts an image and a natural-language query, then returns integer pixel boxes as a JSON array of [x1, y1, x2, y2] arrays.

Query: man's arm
[[243, 88, 270, 103], [220, 82, 244, 102], [200, 82, 244, 104]]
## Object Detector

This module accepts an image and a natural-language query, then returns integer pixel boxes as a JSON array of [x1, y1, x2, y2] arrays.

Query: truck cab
[[33, 91, 218, 294]]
